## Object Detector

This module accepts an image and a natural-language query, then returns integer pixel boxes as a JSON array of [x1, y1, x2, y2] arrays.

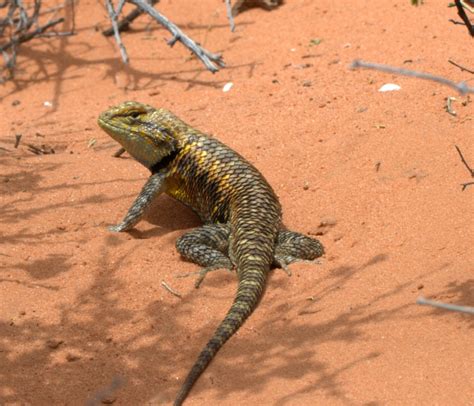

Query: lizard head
[[98, 101, 179, 169]]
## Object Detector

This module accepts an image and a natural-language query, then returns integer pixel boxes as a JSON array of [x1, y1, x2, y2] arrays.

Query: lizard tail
[[174, 268, 266, 406]]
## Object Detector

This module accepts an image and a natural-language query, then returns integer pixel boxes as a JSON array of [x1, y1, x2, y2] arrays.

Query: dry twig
[[417, 296, 474, 315], [105, 0, 129, 63], [225, 0, 235, 32], [161, 280, 182, 298], [455, 145, 474, 190], [448, 59, 474, 75], [103, 0, 224, 71], [350, 60, 474, 95]]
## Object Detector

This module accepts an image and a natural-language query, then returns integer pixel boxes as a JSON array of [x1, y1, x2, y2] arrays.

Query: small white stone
[[43, 101, 53, 107], [222, 82, 233, 92], [378, 83, 401, 92]]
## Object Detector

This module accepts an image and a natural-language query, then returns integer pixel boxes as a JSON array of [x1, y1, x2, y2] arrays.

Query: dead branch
[[350, 60, 474, 95], [455, 145, 474, 190], [1, 0, 225, 80], [105, 0, 129, 63], [127, 0, 225, 72], [225, 0, 235, 32], [0, 17, 64, 53], [417, 296, 474, 315], [0, 1, 75, 82], [102, 0, 159, 36], [455, 145, 474, 177]]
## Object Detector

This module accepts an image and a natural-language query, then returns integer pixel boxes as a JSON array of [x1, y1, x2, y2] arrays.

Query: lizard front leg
[[109, 172, 166, 232]]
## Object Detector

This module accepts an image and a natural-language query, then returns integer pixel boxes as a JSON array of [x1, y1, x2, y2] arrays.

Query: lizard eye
[[130, 111, 140, 119]]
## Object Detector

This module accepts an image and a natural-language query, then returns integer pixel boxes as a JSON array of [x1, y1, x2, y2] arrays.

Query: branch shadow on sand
[[0, 251, 414, 404]]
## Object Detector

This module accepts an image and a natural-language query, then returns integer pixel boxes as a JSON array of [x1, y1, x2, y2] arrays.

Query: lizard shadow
[[131, 194, 202, 240]]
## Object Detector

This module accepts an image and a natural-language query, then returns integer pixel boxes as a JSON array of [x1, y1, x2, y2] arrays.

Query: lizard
[[97, 101, 324, 405]]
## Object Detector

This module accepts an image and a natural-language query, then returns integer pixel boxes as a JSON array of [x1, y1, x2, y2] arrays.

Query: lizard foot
[[273, 257, 323, 277], [108, 223, 131, 232]]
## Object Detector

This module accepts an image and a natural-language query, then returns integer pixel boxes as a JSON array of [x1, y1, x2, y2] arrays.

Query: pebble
[[222, 82, 233, 92], [66, 353, 81, 362], [46, 339, 64, 349]]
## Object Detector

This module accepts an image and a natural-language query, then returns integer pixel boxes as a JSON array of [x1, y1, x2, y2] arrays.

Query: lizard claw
[[273, 257, 322, 277], [108, 223, 132, 232], [176, 266, 234, 288]]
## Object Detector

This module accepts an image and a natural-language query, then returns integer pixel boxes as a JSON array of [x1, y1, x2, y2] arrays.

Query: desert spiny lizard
[[98, 101, 324, 405]]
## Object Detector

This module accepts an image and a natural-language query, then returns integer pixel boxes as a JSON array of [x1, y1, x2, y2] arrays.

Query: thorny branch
[[350, 60, 474, 95]]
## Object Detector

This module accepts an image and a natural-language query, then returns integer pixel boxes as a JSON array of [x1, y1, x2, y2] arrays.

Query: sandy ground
[[1, 1, 473, 405]]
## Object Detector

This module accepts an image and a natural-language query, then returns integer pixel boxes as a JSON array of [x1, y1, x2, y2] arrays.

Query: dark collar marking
[[150, 149, 179, 174]]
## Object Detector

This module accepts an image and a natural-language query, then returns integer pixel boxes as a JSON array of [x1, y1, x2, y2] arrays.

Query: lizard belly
[[165, 176, 228, 224]]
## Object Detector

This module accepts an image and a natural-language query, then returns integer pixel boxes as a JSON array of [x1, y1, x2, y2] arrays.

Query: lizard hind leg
[[273, 230, 324, 276], [175, 224, 234, 288]]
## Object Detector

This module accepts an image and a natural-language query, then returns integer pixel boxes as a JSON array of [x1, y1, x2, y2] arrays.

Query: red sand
[[1, 1, 473, 405]]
